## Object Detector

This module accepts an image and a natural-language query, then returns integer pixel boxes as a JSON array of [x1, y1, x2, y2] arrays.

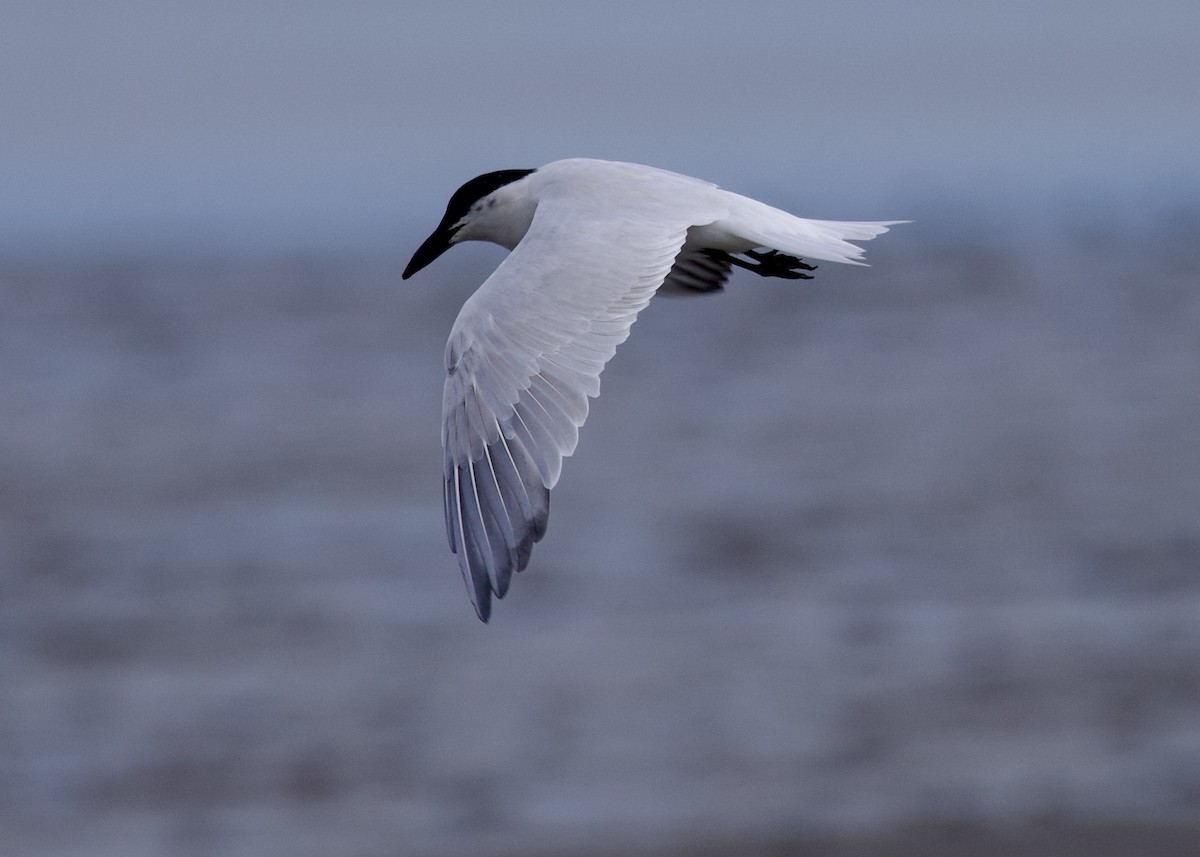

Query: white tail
[[725, 192, 907, 266]]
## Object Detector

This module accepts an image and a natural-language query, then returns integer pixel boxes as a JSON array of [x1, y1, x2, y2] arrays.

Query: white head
[[403, 168, 537, 279]]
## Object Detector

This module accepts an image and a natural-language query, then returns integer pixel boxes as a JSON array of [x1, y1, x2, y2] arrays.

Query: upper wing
[[442, 195, 695, 620]]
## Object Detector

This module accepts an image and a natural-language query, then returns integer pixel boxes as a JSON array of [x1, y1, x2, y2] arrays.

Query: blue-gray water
[[4, 222, 1199, 855], [2, 3, 1199, 856]]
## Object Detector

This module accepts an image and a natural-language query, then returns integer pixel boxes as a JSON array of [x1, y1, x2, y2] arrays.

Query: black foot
[[712, 249, 817, 280]]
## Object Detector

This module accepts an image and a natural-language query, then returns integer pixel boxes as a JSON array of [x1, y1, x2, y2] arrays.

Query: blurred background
[[2, 2, 1198, 855]]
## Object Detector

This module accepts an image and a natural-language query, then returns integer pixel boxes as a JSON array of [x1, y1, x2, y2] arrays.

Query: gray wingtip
[[472, 592, 492, 623], [446, 442, 551, 623]]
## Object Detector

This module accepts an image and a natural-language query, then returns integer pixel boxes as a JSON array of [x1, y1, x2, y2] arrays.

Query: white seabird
[[403, 158, 904, 621]]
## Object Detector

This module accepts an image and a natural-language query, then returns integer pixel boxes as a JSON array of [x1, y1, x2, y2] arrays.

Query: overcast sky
[[3, 0, 1197, 254]]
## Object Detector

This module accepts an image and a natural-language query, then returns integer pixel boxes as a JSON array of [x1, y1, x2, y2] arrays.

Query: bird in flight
[[403, 158, 904, 621]]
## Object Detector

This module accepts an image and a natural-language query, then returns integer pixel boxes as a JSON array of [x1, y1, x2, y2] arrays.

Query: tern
[[403, 158, 904, 621]]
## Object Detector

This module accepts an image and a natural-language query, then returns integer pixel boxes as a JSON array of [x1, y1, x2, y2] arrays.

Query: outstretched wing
[[442, 195, 694, 620]]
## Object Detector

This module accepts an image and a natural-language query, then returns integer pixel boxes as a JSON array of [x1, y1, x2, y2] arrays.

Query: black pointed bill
[[403, 224, 456, 279]]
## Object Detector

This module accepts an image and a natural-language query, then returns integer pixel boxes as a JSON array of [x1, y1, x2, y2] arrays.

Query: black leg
[[707, 249, 817, 280]]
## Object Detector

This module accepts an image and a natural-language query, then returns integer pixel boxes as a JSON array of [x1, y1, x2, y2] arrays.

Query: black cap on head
[[403, 168, 535, 279]]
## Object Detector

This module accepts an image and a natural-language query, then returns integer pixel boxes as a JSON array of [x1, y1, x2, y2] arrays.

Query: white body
[[412, 158, 903, 620]]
